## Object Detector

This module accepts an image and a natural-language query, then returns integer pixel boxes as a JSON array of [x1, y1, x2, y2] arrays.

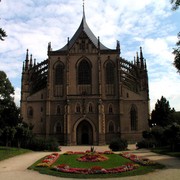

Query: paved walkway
[[0, 145, 180, 180]]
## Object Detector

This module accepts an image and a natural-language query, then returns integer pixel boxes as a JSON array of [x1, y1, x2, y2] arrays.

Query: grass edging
[[0, 146, 32, 161]]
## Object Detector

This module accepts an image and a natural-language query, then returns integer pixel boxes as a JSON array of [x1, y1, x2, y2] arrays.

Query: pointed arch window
[[108, 104, 113, 114], [106, 62, 114, 84], [27, 106, 33, 118], [76, 103, 81, 113], [88, 103, 93, 113], [130, 105, 138, 131], [54, 122, 62, 134], [78, 60, 91, 84], [55, 64, 64, 85]]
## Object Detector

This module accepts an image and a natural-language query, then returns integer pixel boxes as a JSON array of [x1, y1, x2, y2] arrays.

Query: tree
[[0, 28, 7, 41], [164, 123, 180, 151], [171, 0, 180, 10], [0, 1, 7, 41], [0, 71, 17, 129], [171, 1, 180, 72], [173, 33, 180, 73], [151, 96, 175, 127]]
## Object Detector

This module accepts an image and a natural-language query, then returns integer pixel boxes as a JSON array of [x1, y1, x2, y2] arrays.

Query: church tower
[[21, 4, 149, 145]]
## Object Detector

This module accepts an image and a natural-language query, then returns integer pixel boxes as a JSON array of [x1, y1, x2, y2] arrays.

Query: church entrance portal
[[76, 120, 93, 145]]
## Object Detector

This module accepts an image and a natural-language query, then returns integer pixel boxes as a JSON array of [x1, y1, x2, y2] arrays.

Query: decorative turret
[[25, 49, 29, 71], [48, 42, 52, 53], [140, 47, 144, 69], [34, 58, 36, 66], [116, 40, 121, 54], [30, 54, 33, 68], [136, 52, 140, 67]]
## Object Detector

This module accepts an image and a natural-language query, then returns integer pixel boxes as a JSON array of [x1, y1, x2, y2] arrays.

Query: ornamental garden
[[29, 148, 164, 179]]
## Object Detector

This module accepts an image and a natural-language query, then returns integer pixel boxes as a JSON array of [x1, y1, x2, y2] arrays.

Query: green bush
[[109, 138, 128, 151], [27, 137, 59, 151], [136, 139, 157, 149]]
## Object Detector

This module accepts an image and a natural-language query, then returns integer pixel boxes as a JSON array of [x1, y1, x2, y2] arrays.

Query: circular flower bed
[[77, 152, 108, 162]]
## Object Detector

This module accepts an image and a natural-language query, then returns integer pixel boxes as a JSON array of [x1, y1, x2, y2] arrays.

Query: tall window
[[130, 105, 138, 131], [76, 103, 81, 113], [78, 60, 91, 84], [54, 122, 62, 133], [108, 104, 113, 114], [88, 103, 93, 113], [27, 106, 33, 117], [55, 64, 64, 85], [106, 62, 114, 84]]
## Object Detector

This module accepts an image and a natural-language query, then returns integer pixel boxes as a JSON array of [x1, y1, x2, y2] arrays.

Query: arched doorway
[[76, 120, 93, 145]]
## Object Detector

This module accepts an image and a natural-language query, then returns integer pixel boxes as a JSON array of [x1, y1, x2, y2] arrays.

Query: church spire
[[83, 0, 85, 19]]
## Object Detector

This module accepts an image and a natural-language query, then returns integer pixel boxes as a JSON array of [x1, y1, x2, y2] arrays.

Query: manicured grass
[[0, 146, 32, 161], [151, 147, 180, 159], [29, 153, 165, 179]]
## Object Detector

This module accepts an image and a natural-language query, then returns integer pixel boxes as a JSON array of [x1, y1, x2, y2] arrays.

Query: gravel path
[[0, 145, 180, 180]]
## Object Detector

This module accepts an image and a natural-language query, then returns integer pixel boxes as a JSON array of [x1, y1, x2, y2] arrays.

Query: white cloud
[[0, 0, 180, 111]]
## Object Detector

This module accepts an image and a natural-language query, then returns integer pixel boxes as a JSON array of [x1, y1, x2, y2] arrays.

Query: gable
[[69, 32, 98, 54]]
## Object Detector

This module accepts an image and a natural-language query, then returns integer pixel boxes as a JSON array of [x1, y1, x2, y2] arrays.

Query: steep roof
[[56, 10, 110, 52]]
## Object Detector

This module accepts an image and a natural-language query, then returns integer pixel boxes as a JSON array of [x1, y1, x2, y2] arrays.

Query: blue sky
[[0, 0, 180, 111]]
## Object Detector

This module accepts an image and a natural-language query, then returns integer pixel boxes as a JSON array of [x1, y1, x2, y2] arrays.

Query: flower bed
[[53, 163, 138, 174], [120, 152, 156, 166], [77, 152, 108, 162], [36, 152, 59, 167]]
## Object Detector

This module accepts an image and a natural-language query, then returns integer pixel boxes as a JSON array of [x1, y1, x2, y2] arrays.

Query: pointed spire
[[34, 58, 36, 66], [134, 56, 136, 65], [98, 36, 100, 50], [25, 49, 29, 71], [116, 40, 121, 54], [144, 59, 147, 70], [26, 49, 29, 60], [30, 54, 33, 68], [140, 47, 144, 69], [140, 46, 143, 59], [136, 52, 140, 67], [83, 0, 85, 19], [48, 42, 51, 52]]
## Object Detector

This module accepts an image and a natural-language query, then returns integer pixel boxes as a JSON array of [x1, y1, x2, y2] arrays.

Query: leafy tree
[[3, 126, 16, 146], [15, 122, 33, 148], [171, 0, 180, 10], [0, 71, 18, 129], [164, 123, 180, 151], [0, 28, 7, 41], [173, 33, 180, 73], [171, 1, 180, 72], [0, 1, 7, 41], [151, 96, 175, 127]]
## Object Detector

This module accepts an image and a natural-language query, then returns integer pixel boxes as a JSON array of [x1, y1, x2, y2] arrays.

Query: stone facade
[[21, 11, 149, 145]]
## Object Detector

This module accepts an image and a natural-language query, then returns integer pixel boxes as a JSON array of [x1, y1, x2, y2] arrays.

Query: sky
[[0, 0, 180, 112]]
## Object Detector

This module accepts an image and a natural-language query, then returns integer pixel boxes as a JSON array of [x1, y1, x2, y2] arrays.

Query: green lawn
[[0, 146, 32, 161], [151, 147, 180, 159], [29, 153, 165, 179]]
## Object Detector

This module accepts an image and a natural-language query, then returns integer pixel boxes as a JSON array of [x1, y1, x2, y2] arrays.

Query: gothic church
[[21, 7, 149, 145]]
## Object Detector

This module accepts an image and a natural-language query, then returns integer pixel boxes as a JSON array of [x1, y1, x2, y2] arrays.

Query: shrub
[[109, 138, 128, 151], [136, 140, 157, 149], [27, 137, 59, 151]]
